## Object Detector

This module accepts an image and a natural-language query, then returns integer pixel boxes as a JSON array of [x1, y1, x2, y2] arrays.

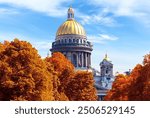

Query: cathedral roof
[[56, 7, 86, 37]]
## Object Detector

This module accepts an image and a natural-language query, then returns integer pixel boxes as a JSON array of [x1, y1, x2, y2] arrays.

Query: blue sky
[[0, 0, 150, 73]]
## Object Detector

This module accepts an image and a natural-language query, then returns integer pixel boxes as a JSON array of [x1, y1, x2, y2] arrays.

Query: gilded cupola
[[56, 7, 86, 37]]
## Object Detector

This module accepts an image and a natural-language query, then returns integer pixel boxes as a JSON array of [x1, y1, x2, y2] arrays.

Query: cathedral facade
[[50, 7, 114, 100], [50, 7, 92, 69]]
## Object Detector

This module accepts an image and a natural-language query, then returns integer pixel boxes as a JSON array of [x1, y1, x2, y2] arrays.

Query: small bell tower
[[100, 54, 113, 80]]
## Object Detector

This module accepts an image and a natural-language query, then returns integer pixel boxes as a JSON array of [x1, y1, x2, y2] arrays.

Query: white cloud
[[76, 9, 116, 27], [0, 0, 72, 17], [89, 0, 136, 16], [88, 0, 150, 27], [0, 0, 117, 27], [87, 34, 118, 44], [0, 0, 150, 27]]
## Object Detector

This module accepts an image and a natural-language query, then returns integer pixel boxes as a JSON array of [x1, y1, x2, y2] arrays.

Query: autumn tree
[[104, 74, 130, 101], [45, 52, 98, 101], [65, 71, 97, 101], [45, 52, 74, 100], [128, 54, 150, 100], [105, 53, 150, 101], [127, 64, 143, 100], [105, 64, 143, 101], [142, 54, 150, 100], [0, 39, 54, 101]]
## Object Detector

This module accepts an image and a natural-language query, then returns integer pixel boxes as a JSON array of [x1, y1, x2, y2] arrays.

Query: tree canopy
[[45, 52, 97, 101], [65, 71, 98, 101], [0, 39, 97, 101], [105, 53, 150, 101], [0, 39, 54, 100]]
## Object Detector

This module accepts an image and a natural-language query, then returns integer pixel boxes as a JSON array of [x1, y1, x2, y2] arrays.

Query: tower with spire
[[94, 54, 114, 100], [100, 54, 113, 79]]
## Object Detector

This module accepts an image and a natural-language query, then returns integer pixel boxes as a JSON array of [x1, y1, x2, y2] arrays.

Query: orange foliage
[[45, 52, 74, 101], [104, 74, 129, 101], [65, 71, 97, 101], [129, 54, 150, 100], [0, 40, 98, 101], [46, 52, 74, 82], [105, 53, 150, 101], [46, 53, 97, 101], [0, 39, 54, 101], [127, 64, 143, 100]]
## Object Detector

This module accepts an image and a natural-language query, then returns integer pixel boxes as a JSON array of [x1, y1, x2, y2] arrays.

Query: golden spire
[[104, 53, 109, 61]]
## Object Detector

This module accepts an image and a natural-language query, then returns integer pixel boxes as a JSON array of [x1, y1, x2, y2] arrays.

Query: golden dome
[[56, 20, 86, 36], [56, 7, 86, 36]]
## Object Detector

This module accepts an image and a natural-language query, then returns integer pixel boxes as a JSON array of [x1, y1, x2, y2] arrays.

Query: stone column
[[78, 52, 82, 67], [88, 53, 89, 67], [87, 53, 89, 67], [85, 52, 87, 67], [89, 53, 91, 67], [71, 52, 73, 65], [81, 52, 84, 67], [76, 52, 79, 68], [83, 52, 85, 67]]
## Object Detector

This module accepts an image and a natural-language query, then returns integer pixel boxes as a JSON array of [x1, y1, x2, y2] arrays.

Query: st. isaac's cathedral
[[50, 7, 114, 100]]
